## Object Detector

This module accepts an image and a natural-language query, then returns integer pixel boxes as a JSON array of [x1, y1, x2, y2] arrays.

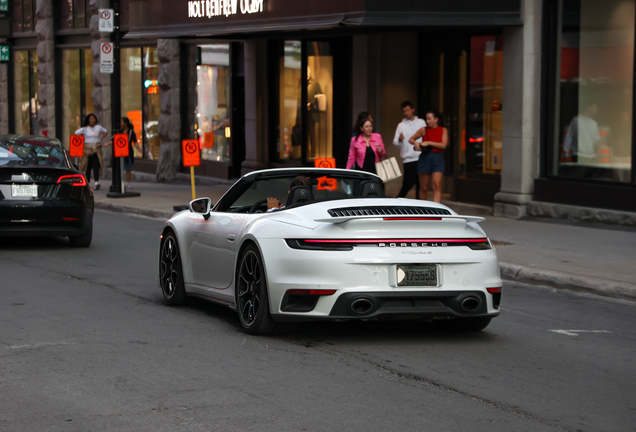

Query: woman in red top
[[346, 118, 386, 173], [408, 111, 448, 203]]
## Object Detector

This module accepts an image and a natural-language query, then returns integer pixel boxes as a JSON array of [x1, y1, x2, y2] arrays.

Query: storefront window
[[195, 44, 231, 163], [120, 47, 163, 160], [306, 41, 333, 161], [552, 0, 634, 183], [121, 48, 143, 158], [59, 0, 90, 30], [275, 40, 334, 163], [61, 49, 94, 149], [143, 47, 161, 160], [467, 35, 504, 175], [277, 40, 302, 161], [12, 0, 37, 33], [13, 51, 39, 135]]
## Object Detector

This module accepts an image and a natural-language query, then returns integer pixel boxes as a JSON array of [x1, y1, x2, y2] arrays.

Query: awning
[[125, 0, 522, 39]]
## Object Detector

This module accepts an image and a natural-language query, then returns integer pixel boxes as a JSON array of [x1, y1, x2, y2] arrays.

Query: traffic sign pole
[[191, 166, 196, 201]]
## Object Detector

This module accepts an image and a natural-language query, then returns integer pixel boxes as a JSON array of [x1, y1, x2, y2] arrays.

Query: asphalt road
[[1, 210, 635, 432]]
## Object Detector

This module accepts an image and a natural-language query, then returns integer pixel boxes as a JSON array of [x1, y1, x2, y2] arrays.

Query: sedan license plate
[[397, 264, 438, 287], [11, 184, 38, 198]]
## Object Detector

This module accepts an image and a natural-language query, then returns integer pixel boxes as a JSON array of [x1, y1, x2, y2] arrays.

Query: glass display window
[[143, 47, 161, 160], [277, 40, 302, 161], [121, 48, 144, 158], [273, 40, 334, 164], [194, 44, 231, 163], [550, 0, 634, 183], [13, 51, 39, 136], [467, 35, 504, 175], [62, 50, 95, 149]]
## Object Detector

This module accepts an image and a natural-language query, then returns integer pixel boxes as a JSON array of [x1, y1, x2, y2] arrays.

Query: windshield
[[222, 172, 382, 213], [0, 139, 69, 168]]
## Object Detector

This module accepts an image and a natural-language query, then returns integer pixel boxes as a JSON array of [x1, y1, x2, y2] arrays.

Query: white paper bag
[[375, 157, 402, 182]]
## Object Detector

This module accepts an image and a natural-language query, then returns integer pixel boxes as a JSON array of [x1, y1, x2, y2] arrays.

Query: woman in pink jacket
[[346, 118, 386, 174]]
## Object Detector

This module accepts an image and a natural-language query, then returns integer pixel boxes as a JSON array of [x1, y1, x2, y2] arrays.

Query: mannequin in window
[[307, 66, 324, 158]]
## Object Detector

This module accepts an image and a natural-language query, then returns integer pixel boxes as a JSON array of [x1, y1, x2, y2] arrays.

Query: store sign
[[0, 45, 9, 63], [98, 8, 114, 32], [129, 56, 142, 71], [187, 0, 264, 18], [0, 0, 9, 13], [100, 42, 114, 74]]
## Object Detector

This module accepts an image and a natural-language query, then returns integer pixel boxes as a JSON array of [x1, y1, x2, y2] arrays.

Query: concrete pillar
[[35, 0, 56, 138], [241, 39, 266, 174], [494, 0, 542, 218], [89, 0, 112, 165], [156, 39, 181, 182]]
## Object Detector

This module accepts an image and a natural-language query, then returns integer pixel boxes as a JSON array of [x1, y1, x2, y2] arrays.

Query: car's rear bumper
[[0, 201, 92, 237], [258, 238, 503, 322]]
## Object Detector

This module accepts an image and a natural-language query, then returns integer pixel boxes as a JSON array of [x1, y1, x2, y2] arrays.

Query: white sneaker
[[126, 183, 132, 190], [94, 182, 101, 190]]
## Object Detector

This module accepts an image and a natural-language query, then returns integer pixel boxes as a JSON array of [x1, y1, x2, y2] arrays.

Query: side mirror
[[189, 197, 212, 220]]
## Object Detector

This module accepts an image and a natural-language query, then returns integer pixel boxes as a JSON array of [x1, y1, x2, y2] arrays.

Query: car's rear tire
[[236, 244, 288, 335], [160, 232, 186, 306], [434, 317, 492, 332], [68, 218, 93, 247]]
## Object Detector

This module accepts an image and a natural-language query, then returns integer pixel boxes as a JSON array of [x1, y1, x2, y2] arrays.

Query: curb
[[94, 201, 175, 220], [500, 262, 636, 301]]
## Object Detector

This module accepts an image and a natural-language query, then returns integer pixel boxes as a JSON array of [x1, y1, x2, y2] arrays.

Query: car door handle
[[226, 234, 236, 242]]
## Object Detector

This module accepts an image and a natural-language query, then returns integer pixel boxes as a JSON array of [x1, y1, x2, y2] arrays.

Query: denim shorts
[[123, 156, 133, 172], [417, 151, 445, 174]]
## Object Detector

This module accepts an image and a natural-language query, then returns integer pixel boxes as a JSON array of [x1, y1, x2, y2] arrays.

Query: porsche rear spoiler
[[313, 215, 486, 224]]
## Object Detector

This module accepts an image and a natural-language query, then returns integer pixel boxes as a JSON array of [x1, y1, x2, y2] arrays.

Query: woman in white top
[[75, 114, 108, 190]]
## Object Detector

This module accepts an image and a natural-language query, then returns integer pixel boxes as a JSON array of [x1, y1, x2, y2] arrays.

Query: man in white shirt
[[393, 101, 426, 198]]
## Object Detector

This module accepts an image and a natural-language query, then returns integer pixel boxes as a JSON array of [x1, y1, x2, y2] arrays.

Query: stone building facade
[[1, 0, 635, 221]]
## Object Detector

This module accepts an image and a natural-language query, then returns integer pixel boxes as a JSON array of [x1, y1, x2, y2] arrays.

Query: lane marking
[[7, 342, 75, 349], [549, 330, 612, 336]]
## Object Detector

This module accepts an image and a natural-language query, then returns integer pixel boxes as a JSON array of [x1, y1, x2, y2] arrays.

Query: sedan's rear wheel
[[68, 218, 93, 247], [236, 245, 287, 335], [160, 232, 186, 305]]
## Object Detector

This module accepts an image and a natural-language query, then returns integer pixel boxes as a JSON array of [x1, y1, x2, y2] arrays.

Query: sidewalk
[[94, 178, 636, 301]]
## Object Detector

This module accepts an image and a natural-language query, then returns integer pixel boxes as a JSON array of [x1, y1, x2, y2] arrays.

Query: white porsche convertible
[[159, 168, 502, 334]]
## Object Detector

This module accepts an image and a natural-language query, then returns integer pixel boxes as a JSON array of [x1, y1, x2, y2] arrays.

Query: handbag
[[419, 128, 432, 154], [375, 157, 402, 182]]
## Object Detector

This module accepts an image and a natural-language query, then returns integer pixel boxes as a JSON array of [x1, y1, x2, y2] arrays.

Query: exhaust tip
[[351, 298, 373, 315], [460, 297, 481, 313]]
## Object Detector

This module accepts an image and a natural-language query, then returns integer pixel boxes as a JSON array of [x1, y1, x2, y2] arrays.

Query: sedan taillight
[[57, 174, 87, 186]]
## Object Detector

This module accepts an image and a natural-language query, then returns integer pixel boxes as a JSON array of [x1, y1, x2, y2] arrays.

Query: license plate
[[12, 184, 38, 198], [397, 264, 438, 287]]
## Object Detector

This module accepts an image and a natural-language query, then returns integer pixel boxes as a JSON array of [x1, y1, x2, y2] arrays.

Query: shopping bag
[[375, 157, 402, 182]]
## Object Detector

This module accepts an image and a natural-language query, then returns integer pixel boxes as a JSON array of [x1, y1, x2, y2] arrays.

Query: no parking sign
[[69, 135, 85, 157], [182, 140, 201, 167], [113, 133, 129, 158]]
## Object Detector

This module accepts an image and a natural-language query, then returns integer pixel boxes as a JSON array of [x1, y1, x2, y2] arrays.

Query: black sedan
[[0, 135, 94, 247]]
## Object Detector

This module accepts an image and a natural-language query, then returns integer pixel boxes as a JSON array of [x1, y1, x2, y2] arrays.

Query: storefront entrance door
[[420, 33, 503, 206]]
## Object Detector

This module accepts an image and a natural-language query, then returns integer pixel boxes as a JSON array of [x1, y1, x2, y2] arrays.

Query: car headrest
[[285, 186, 315, 207], [358, 180, 385, 197]]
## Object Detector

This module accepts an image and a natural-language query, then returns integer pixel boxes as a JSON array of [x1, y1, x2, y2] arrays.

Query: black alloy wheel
[[236, 245, 287, 335], [160, 232, 186, 305]]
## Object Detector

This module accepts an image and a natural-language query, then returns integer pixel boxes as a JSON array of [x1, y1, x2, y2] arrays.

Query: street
[[1, 210, 635, 432]]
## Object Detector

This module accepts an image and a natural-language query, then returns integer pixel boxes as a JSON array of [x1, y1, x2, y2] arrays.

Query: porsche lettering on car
[[158, 168, 502, 334]]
